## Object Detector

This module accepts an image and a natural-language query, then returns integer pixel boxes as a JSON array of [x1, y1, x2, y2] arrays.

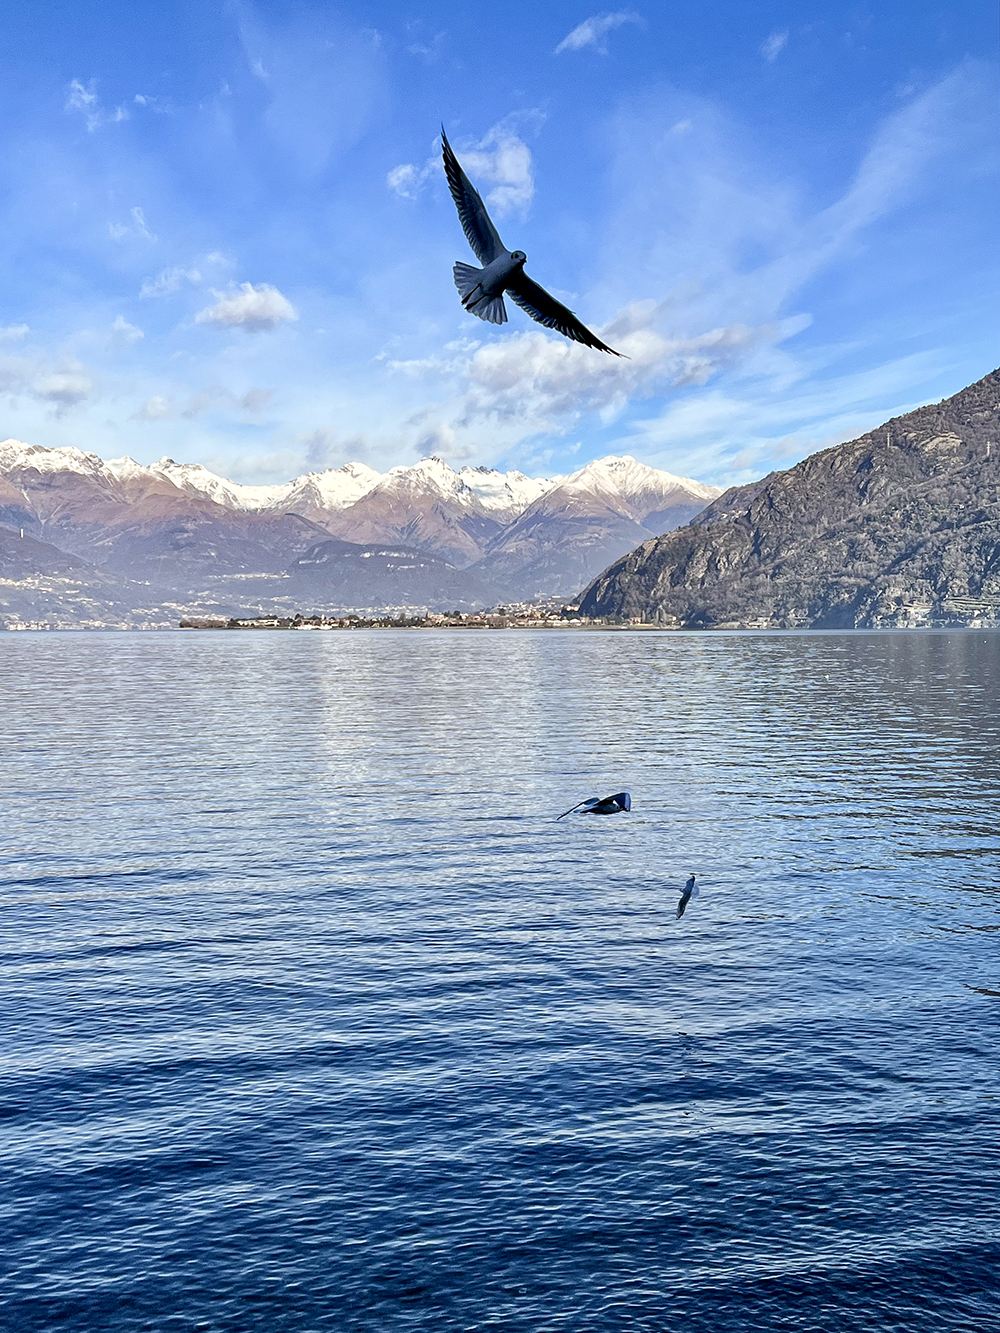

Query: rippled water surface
[[2, 629, 999, 1332]]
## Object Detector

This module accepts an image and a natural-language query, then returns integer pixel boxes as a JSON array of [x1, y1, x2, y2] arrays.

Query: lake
[[2, 629, 999, 1331]]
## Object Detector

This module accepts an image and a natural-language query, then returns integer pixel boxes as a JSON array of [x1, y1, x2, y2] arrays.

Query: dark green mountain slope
[[579, 369, 1000, 629]]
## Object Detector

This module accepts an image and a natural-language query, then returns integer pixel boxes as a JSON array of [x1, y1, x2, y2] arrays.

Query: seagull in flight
[[441, 129, 622, 356], [676, 875, 698, 920]]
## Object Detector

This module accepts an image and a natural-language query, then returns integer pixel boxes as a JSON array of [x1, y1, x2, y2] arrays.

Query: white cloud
[[0, 350, 94, 415], [140, 266, 203, 298], [33, 370, 92, 405], [134, 395, 171, 420], [195, 283, 298, 333], [391, 303, 777, 454], [109, 207, 156, 242], [761, 31, 788, 61], [460, 123, 536, 217], [65, 78, 130, 132], [387, 161, 434, 199], [555, 12, 643, 55], [0, 325, 30, 342], [110, 316, 144, 346], [389, 117, 539, 218]]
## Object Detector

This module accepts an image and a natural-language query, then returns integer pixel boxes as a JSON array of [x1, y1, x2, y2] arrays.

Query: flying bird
[[676, 874, 698, 920], [556, 791, 631, 820], [441, 128, 622, 356]]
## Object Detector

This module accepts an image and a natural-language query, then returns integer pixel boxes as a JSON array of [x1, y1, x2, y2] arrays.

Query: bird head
[[511, 250, 527, 265]]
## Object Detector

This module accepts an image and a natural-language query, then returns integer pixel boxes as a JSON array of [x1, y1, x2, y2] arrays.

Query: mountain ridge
[[579, 368, 1000, 628], [0, 441, 719, 613]]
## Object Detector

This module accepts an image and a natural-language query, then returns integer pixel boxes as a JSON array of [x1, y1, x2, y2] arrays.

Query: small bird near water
[[556, 791, 631, 820], [676, 875, 698, 919], [441, 129, 622, 356]]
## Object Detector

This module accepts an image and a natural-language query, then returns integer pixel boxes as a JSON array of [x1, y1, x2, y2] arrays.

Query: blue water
[[2, 629, 999, 1332]]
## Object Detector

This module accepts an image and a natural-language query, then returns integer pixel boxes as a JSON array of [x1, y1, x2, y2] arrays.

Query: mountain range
[[580, 368, 1000, 629], [0, 442, 719, 627]]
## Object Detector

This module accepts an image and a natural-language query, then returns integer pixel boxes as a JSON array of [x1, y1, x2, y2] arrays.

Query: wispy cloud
[[555, 12, 643, 56], [195, 283, 298, 333], [302, 427, 373, 469], [109, 207, 156, 242], [140, 266, 203, 298], [65, 79, 130, 132], [584, 66, 996, 478], [761, 31, 788, 62], [236, 6, 386, 176], [624, 350, 953, 484], [133, 386, 273, 420]]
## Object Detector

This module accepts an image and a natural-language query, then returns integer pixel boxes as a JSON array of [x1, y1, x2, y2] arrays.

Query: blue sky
[[0, 1, 996, 485]]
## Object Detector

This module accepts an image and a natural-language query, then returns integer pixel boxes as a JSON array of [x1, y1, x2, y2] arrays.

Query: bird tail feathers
[[454, 262, 508, 325], [453, 262, 483, 301], [469, 293, 507, 325]]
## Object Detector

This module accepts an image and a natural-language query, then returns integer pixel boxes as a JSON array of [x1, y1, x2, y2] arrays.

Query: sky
[[0, 1, 996, 486]]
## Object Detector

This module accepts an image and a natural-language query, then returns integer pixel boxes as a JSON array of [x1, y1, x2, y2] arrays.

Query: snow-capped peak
[[280, 462, 382, 510], [105, 455, 155, 481], [151, 457, 291, 510], [0, 439, 109, 478], [379, 456, 468, 500], [457, 465, 559, 514], [563, 455, 720, 503]]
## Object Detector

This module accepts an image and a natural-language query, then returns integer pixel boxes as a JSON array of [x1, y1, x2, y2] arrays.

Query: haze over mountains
[[581, 369, 1000, 629], [0, 442, 719, 626]]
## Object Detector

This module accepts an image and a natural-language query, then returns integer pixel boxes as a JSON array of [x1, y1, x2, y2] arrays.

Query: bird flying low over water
[[676, 875, 698, 920], [556, 791, 631, 820], [441, 129, 623, 356]]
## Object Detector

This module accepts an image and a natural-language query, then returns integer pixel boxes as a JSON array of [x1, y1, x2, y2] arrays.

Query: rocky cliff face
[[580, 369, 1000, 629]]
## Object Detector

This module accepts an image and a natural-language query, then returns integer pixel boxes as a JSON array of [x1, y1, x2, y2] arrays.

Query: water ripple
[[1, 629, 999, 1331]]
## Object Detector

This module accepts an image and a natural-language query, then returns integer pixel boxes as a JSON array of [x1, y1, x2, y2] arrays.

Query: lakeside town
[[178, 604, 657, 631]]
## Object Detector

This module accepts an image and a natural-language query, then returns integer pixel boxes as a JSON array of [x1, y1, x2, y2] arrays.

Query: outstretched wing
[[441, 129, 505, 266], [507, 271, 622, 356]]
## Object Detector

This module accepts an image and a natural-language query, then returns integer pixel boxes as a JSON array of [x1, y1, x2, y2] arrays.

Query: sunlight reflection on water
[[2, 629, 999, 1331]]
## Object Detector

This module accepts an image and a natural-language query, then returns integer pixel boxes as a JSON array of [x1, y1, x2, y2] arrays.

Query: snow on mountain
[[311, 458, 564, 565], [352, 458, 557, 517], [554, 455, 719, 515], [1, 439, 115, 481], [472, 456, 723, 600], [0, 443, 555, 523], [141, 458, 289, 510], [279, 462, 382, 512], [1, 440, 722, 604], [147, 458, 384, 513], [457, 465, 558, 518]]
